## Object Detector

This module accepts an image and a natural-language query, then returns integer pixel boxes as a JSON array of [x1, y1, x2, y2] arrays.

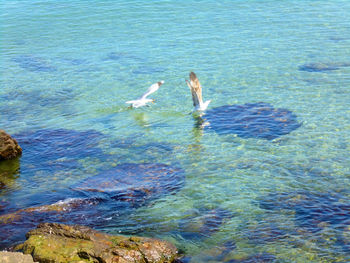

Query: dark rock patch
[[329, 36, 349, 42], [259, 191, 350, 232], [14, 129, 105, 169], [74, 163, 185, 207], [298, 62, 350, 72], [104, 52, 143, 62], [178, 208, 234, 240], [204, 102, 301, 140], [12, 55, 57, 72], [258, 190, 350, 255], [244, 222, 288, 245], [226, 253, 276, 263], [59, 57, 88, 66]]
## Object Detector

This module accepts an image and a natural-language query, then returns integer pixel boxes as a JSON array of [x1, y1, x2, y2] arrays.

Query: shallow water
[[1, 1, 350, 262]]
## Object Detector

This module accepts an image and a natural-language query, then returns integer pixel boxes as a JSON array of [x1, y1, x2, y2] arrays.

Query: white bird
[[126, 80, 164, 108], [186, 72, 211, 112]]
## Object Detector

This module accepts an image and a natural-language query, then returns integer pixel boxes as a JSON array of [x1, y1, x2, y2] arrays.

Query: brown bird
[[186, 72, 211, 111]]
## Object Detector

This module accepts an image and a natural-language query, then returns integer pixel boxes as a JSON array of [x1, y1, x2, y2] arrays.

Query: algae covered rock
[[0, 130, 22, 160], [16, 223, 180, 263]]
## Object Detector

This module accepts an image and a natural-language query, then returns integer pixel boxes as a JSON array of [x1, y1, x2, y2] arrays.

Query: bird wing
[[141, 81, 164, 99], [186, 72, 203, 108]]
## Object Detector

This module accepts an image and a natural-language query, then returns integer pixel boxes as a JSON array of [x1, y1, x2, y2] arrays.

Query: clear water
[[1, 1, 350, 262]]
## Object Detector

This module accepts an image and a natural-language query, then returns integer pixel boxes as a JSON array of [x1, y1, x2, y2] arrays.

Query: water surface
[[1, 1, 350, 262]]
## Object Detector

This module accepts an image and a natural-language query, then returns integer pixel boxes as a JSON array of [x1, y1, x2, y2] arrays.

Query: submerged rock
[[12, 129, 106, 176], [0, 158, 20, 192], [0, 162, 184, 224], [0, 130, 22, 161], [0, 251, 36, 263], [15, 129, 104, 161], [259, 191, 350, 232], [0, 162, 185, 248], [0, 198, 98, 224], [178, 208, 234, 240], [74, 163, 185, 207], [226, 253, 276, 262], [12, 55, 56, 72], [204, 102, 301, 140], [258, 190, 350, 255], [298, 62, 350, 72], [16, 223, 180, 263]]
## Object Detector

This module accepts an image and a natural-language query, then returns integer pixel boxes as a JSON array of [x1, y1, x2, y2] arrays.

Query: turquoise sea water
[[1, 1, 350, 262]]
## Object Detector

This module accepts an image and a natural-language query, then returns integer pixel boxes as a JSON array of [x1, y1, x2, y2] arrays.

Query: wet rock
[[0, 130, 22, 160], [16, 223, 180, 263], [204, 102, 301, 140], [12, 55, 56, 72], [0, 251, 36, 263], [178, 208, 234, 240], [74, 163, 185, 207], [0, 198, 98, 224], [298, 62, 350, 72]]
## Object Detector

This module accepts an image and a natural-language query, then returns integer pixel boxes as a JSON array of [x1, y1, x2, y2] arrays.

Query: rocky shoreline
[[9, 222, 181, 263]]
